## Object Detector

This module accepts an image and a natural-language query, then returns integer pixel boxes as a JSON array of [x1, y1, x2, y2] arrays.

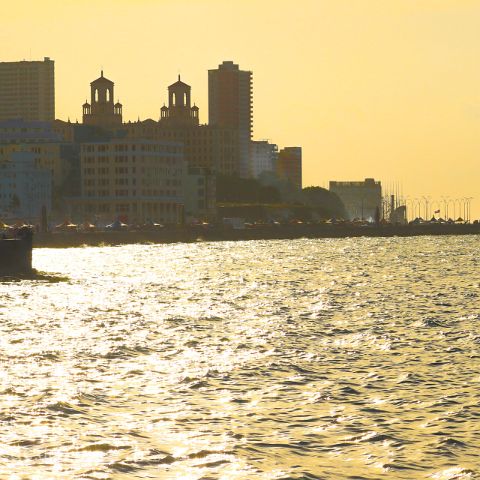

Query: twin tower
[[82, 71, 199, 128]]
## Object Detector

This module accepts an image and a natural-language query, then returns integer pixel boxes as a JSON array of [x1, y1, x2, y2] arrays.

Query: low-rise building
[[75, 139, 184, 223], [0, 151, 51, 221], [0, 119, 79, 214], [329, 178, 382, 221], [184, 167, 216, 222]]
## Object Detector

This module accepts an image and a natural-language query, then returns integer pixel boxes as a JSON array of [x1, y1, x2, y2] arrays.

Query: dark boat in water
[[0, 227, 33, 274]]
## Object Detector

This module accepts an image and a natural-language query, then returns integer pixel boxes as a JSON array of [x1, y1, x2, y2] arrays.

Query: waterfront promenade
[[33, 222, 480, 248]]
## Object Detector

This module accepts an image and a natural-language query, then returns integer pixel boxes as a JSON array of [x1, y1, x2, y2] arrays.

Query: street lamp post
[[422, 196, 430, 220], [441, 196, 449, 219]]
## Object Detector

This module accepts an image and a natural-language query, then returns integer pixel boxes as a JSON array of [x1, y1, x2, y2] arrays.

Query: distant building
[[208, 61, 252, 177], [0, 57, 55, 122], [277, 147, 302, 189], [0, 119, 69, 193], [75, 139, 184, 223], [0, 118, 62, 144], [250, 140, 277, 179], [125, 120, 239, 176], [124, 75, 240, 176], [183, 167, 216, 222], [0, 151, 51, 221], [329, 178, 382, 221], [82, 71, 123, 128]]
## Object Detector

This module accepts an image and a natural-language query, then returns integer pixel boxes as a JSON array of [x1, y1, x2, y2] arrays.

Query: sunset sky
[[2, 0, 479, 218]]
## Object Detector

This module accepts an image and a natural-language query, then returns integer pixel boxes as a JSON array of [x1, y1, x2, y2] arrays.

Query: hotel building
[[78, 139, 184, 223]]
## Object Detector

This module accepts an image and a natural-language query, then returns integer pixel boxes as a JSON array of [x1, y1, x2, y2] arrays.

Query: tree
[[301, 186, 347, 219], [216, 175, 281, 204]]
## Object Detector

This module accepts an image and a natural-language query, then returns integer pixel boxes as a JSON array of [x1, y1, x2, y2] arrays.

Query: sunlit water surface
[[1, 237, 479, 479]]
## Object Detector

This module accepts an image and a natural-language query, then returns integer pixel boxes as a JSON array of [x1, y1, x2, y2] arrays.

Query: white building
[[250, 140, 277, 179]]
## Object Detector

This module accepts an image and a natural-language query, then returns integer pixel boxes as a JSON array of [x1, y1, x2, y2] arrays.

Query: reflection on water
[[0, 236, 479, 479]]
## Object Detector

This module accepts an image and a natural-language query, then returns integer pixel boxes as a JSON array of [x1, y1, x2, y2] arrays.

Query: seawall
[[33, 223, 480, 248]]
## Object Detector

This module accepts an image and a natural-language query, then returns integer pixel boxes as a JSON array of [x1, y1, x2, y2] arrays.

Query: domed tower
[[160, 104, 169, 120], [191, 104, 199, 121], [82, 71, 123, 127], [159, 75, 199, 126], [82, 100, 91, 116], [114, 100, 123, 116]]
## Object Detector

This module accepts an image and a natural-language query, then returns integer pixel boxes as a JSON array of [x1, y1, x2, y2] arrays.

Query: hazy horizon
[[2, 0, 478, 217]]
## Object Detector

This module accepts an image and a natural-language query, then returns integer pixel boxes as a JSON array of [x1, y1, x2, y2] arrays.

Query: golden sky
[[2, 0, 479, 218]]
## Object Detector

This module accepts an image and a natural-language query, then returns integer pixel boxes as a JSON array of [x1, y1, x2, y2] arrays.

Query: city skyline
[[2, 0, 479, 217]]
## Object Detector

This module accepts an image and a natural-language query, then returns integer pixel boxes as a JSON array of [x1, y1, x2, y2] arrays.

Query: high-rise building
[[0, 57, 55, 122], [277, 147, 302, 189], [208, 61, 252, 177]]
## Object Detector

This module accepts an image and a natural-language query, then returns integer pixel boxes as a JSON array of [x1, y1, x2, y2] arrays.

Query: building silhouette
[[0, 57, 54, 122], [329, 178, 382, 221], [125, 75, 240, 176], [160, 75, 199, 127], [82, 71, 122, 128], [208, 61, 252, 178]]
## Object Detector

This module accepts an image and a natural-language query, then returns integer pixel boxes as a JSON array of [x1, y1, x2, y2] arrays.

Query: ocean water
[[0, 236, 479, 479]]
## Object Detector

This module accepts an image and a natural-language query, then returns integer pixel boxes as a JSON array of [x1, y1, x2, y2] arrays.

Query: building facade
[[0, 119, 69, 192], [208, 61, 252, 177], [0, 151, 51, 221], [276, 147, 302, 189], [250, 140, 278, 179], [125, 121, 239, 176], [76, 139, 184, 223], [184, 167, 216, 222], [0, 58, 54, 122], [329, 178, 382, 221]]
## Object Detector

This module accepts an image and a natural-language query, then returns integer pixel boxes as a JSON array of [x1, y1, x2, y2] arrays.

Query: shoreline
[[33, 223, 480, 248]]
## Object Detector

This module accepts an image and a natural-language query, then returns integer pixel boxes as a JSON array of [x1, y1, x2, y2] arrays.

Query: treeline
[[216, 174, 347, 219]]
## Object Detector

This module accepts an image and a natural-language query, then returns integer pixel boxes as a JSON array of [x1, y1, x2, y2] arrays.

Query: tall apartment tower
[[208, 61, 252, 177], [0, 57, 55, 122]]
